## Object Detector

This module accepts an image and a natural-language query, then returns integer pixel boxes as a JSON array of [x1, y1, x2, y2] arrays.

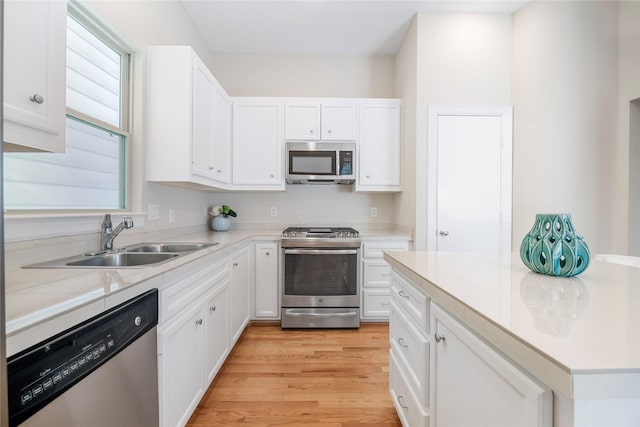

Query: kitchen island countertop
[[383, 250, 640, 403]]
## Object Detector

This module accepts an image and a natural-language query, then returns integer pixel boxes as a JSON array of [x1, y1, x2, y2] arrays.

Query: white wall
[[393, 17, 418, 238], [512, 1, 620, 254], [399, 12, 512, 250], [207, 53, 395, 98]]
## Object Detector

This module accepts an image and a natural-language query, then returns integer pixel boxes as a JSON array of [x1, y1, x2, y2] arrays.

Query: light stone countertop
[[4, 226, 411, 343], [383, 250, 640, 400]]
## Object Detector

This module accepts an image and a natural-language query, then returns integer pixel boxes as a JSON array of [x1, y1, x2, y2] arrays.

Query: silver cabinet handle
[[397, 338, 409, 348], [439, 230, 449, 236], [208, 166, 214, 170], [380, 302, 390, 306], [210, 306, 216, 312], [265, 252, 270, 256], [435, 333, 445, 343], [397, 395, 408, 409], [327, 129, 332, 134], [196, 319, 203, 326], [398, 290, 409, 300], [310, 129, 314, 134], [30, 94, 44, 104], [233, 262, 238, 267]]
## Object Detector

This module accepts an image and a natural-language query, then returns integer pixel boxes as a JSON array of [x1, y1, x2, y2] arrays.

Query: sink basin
[[24, 241, 217, 269], [125, 243, 217, 253], [65, 252, 178, 267]]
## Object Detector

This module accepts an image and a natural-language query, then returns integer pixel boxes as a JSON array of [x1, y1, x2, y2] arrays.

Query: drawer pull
[[398, 290, 410, 300], [380, 302, 390, 306], [196, 318, 203, 326], [30, 93, 44, 104], [435, 333, 445, 343], [397, 395, 409, 409], [210, 306, 216, 312], [397, 338, 409, 348]]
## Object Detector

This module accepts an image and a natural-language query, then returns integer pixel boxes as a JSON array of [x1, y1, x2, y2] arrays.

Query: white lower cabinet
[[254, 242, 279, 319], [159, 302, 206, 427], [361, 239, 410, 320], [158, 255, 231, 427], [204, 282, 230, 384], [390, 350, 429, 427], [430, 303, 552, 427], [231, 246, 251, 343]]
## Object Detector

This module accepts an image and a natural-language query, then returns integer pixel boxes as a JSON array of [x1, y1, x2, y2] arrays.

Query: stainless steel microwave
[[286, 142, 356, 184]]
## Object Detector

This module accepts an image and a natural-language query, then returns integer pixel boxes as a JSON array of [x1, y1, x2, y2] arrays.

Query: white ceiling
[[179, 0, 528, 56]]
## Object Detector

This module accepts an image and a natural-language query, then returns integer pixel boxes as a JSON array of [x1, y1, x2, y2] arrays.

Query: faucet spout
[[100, 214, 134, 251]]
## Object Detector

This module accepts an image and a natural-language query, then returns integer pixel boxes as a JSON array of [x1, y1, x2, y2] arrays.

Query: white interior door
[[428, 106, 512, 252]]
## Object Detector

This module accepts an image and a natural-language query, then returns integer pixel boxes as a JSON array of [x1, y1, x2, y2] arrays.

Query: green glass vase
[[520, 214, 590, 277]]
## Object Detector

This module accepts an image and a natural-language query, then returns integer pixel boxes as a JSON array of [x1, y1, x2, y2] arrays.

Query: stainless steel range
[[281, 227, 361, 328]]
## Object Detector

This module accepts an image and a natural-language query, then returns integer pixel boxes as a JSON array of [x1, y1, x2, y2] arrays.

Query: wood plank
[[187, 323, 402, 427]]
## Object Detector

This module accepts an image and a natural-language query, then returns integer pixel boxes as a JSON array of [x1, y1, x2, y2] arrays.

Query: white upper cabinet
[[3, 0, 67, 152], [232, 98, 285, 190], [146, 46, 231, 189], [285, 100, 357, 141], [356, 100, 402, 192]]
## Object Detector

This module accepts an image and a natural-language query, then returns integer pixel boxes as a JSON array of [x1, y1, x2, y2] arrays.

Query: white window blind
[[4, 6, 129, 211]]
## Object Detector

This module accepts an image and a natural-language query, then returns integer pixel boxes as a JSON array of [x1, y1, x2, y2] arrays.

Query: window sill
[[3, 212, 147, 242]]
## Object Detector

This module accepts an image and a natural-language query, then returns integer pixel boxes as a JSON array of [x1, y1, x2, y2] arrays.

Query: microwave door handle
[[284, 249, 358, 255]]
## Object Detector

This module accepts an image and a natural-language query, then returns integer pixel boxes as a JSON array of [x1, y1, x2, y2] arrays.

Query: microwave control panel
[[339, 151, 353, 176]]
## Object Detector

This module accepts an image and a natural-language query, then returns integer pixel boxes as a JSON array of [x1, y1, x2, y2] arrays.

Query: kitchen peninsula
[[384, 251, 640, 427]]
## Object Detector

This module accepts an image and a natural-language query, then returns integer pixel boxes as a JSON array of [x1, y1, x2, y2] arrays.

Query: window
[[4, 4, 130, 210]]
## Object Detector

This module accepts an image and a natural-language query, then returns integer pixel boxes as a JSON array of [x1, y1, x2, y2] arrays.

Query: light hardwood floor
[[187, 323, 402, 426]]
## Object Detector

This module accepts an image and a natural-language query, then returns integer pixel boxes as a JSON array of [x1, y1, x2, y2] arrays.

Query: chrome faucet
[[100, 214, 134, 251]]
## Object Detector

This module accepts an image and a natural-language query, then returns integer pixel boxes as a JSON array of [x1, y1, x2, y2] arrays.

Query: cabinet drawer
[[363, 240, 410, 258], [390, 300, 429, 407], [160, 257, 228, 323], [390, 350, 429, 427], [363, 259, 392, 288], [391, 271, 429, 333], [362, 288, 391, 318]]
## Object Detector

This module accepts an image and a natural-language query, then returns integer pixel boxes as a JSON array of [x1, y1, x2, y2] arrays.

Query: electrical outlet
[[270, 207, 277, 217], [169, 209, 175, 224], [370, 207, 378, 217], [148, 204, 160, 220]]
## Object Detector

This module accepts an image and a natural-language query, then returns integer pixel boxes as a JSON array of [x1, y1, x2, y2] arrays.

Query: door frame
[[427, 105, 513, 252]]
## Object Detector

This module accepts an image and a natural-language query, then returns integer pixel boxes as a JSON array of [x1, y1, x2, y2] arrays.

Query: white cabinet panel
[[390, 351, 429, 427], [357, 101, 402, 192], [254, 243, 279, 318], [231, 247, 251, 343], [146, 46, 231, 189], [3, 0, 66, 152], [204, 282, 230, 384], [232, 99, 285, 189], [284, 100, 357, 141], [362, 288, 391, 318], [430, 303, 552, 427]]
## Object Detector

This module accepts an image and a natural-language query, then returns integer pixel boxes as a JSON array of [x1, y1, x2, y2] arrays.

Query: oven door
[[282, 248, 360, 307]]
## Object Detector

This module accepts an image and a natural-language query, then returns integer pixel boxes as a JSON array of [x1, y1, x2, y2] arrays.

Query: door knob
[[439, 230, 449, 236]]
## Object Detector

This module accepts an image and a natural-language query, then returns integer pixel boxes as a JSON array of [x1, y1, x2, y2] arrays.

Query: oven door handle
[[284, 310, 358, 318], [284, 249, 358, 255]]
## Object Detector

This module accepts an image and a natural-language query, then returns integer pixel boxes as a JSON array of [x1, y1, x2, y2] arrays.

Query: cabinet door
[[321, 103, 357, 140], [230, 248, 251, 343], [211, 83, 232, 184], [204, 282, 230, 384], [430, 304, 552, 427], [285, 102, 320, 140], [159, 304, 205, 427], [357, 102, 401, 191], [191, 57, 216, 179], [232, 100, 284, 188], [254, 243, 279, 318], [3, 0, 66, 152]]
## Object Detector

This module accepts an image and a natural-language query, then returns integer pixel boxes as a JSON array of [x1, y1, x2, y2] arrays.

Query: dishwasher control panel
[[7, 289, 158, 427]]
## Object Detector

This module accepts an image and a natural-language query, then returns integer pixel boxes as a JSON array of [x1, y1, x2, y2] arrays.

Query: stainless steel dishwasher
[[7, 289, 159, 427]]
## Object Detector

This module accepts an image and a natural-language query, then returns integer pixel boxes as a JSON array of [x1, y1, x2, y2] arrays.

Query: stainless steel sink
[[65, 252, 178, 267], [24, 242, 217, 269], [124, 243, 216, 253]]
